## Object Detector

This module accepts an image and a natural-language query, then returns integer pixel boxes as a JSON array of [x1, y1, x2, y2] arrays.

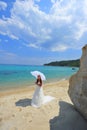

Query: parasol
[[30, 71, 46, 81]]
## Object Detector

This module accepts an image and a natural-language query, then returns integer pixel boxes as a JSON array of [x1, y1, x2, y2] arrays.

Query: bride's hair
[[36, 78, 42, 84]]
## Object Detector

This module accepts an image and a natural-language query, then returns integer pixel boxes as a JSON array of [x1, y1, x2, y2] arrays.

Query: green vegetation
[[44, 59, 80, 67]]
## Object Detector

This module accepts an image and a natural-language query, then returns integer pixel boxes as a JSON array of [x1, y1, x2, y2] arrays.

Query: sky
[[0, 0, 87, 65]]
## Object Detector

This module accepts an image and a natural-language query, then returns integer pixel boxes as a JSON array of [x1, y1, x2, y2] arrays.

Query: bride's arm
[[38, 82, 42, 87], [35, 79, 42, 87], [35, 81, 42, 87]]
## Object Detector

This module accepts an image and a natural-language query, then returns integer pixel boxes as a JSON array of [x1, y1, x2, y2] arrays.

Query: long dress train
[[31, 85, 55, 108]]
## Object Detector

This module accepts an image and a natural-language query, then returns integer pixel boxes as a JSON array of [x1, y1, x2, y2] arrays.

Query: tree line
[[44, 59, 80, 67]]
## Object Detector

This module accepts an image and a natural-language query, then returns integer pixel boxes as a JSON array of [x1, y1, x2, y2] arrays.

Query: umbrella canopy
[[30, 71, 46, 81]]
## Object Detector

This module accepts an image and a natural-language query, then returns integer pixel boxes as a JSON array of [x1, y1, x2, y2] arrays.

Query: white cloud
[[0, 50, 17, 57], [51, 0, 56, 4], [75, 22, 87, 40], [0, 0, 87, 51], [0, 49, 3, 52], [23, 43, 39, 49], [0, 1, 7, 10], [51, 44, 68, 52], [5, 39, 8, 42], [35, 0, 41, 2], [0, 49, 49, 65]]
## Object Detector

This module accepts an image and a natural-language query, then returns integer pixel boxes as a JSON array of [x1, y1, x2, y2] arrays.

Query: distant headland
[[44, 59, 80, 67]]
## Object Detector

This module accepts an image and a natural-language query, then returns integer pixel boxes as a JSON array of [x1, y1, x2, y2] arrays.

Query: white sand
[[0, 80, 87, 130]]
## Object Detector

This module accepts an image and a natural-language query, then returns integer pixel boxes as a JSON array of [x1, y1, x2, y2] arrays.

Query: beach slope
[[0, 80, 87, 130]]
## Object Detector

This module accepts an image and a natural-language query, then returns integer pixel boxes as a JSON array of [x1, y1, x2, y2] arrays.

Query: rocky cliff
[[68, 45, 87, 119]]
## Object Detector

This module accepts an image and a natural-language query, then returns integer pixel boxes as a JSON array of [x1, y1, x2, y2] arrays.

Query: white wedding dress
[[31, 85, 55, 108]]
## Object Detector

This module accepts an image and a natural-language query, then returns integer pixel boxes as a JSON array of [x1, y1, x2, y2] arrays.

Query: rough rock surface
[[68, 45, 87, 119]]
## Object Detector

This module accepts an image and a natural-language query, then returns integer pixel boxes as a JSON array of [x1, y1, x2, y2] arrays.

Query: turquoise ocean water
[[0, 64, 79, 91]]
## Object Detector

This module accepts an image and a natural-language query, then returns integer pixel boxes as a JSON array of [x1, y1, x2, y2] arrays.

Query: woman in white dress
[[31, 75, 44, 107]]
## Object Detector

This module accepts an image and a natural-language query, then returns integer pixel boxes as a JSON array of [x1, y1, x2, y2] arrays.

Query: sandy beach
[[0, 79, 87, 130]]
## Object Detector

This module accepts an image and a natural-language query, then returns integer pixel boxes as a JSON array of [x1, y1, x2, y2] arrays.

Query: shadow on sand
[[50, 101, 87, 130], [15, 98, 32, 107]]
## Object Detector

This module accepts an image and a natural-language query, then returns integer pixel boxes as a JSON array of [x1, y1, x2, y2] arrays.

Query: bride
[[31, 72, 55, 108], [31, 75, 44, 107]]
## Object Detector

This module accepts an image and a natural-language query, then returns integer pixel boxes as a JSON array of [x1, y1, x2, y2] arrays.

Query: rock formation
[[68, 45, 87, 119]]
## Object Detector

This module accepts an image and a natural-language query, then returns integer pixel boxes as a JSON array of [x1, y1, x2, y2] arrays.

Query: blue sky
[[0, 0, 87, 65]]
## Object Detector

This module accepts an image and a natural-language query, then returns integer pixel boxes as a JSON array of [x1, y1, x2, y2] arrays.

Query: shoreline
[[0, 77, 69, 89], [0, 79, 69, 97]]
